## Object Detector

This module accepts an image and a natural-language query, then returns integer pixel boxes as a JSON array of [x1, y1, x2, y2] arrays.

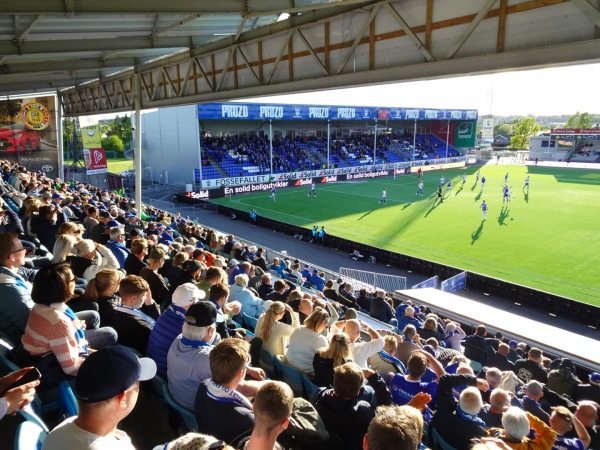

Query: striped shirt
[[22, 303, 87, 376]]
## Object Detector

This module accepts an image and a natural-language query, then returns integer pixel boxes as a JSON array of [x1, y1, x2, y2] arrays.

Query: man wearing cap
[[147, 283, 206, 378], [167, 301, 220, 409], [167, 302, 265, 410], [309, 269, 326, 291], [227, 259, 243, 284], [575, 373, 600, 404], [550, 406, 591, 450], [89, 210, 113, 245], [42, 346, 156, 450], [169, 259, 202, 295], [547, 358, 582, 399], [140, 247, 170, 308], [112, 275, 160, 355], [106, 225, 132, 269], [507, 340, 522, 363]]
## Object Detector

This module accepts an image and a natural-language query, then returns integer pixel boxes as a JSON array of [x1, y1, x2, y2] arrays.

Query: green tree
[[109, 115, 132, 148], [565, 112, 592, 129], [495, 123, 514, 136], [510, 117, 540, 149], [0, 99, 22, 122], [102, 135, 124, 152]]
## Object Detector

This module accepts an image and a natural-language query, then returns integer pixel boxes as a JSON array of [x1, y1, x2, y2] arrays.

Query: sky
[[252, 62, 600, 117], [90, 62, 600, 122]]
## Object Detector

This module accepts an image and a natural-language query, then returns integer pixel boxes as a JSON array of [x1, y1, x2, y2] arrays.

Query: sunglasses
[[10, 247, 26, 254]]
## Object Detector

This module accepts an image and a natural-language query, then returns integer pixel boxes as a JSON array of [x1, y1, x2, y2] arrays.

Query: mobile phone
[[0, 368, 41, 397]]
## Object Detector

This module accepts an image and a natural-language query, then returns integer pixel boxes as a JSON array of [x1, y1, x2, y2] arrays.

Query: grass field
[[210, 164, 600, 306]]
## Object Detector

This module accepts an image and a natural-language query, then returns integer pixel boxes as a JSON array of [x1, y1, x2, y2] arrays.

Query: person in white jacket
[[443, 321, 467, 351], [68, 239, 120, 281]]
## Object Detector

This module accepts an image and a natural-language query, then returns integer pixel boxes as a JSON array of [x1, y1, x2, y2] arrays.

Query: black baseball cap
[[182, 259, 202, 272], [185, 301, 217, 327]]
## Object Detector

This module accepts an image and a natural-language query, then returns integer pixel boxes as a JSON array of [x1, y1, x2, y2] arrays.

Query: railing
[[339, 267, 406, 293]]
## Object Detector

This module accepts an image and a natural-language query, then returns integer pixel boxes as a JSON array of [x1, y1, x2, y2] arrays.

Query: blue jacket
[[146, 304, 187, 378], [105, 240, 132, 269], [0, 268, 34, 344]]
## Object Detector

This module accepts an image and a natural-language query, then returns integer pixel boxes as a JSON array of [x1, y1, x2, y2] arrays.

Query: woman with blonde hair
[[284, 307, 330, 376], [255, 301, 299, 356], [51, 234, 78, 264], [84, 269, 122, 327], [313, 332, 352, 387]]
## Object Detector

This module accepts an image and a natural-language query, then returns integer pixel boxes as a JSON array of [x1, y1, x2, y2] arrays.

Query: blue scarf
[[63, 306, 88, 353], [181, 337, 212, 349], [456, 404, 486, 426]]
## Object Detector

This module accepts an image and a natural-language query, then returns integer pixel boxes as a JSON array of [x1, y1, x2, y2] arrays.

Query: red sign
[[83, 148, 108, 174], [552, 128, 600, 134]]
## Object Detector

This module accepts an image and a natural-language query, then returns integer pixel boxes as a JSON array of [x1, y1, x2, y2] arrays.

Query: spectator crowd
[[0, 158, 597, 450]]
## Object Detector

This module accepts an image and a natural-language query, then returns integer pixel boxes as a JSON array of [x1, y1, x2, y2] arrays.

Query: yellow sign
[[81, 124, 102, 148], [20, 103, 51, 130]]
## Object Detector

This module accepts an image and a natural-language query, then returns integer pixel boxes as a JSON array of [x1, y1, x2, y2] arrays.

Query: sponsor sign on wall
[[197, 103, 478, 122], [82, 148, 108, 175], [0, 95, 59, 177]]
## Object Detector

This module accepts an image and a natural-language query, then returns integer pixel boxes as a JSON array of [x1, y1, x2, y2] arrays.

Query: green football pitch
[[210, 164, 600, 306]]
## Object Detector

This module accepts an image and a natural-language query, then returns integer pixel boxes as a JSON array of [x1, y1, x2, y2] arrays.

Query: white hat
[[172, 283, 205, 307]]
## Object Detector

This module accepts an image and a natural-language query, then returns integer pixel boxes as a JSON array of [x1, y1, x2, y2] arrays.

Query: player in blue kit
[[481, 200, 488, 220], [502, 185, 511, 203], [480, 176, 486, 190], [271, 187, 276, 202], [446, 180, 452, 192]]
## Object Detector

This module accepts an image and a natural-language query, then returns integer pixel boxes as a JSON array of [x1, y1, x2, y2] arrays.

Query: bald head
[[299, 299, 313, 316], [345, 319, 361, 343], [576, 401, 599, 427]]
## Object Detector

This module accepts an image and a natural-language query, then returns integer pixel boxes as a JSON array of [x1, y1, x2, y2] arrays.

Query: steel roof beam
[[0, 0, 372, 15]]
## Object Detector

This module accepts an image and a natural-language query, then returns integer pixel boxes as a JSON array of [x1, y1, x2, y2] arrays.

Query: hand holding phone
[[0, 367, 41, 397]]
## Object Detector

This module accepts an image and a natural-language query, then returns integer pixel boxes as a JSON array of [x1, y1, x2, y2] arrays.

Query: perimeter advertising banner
[[82, 148, 108, 175], [412, 276, 439, 289], [0, 95, 59, 177], [481, 118, 494, 140], [440, 272, 467, 293], [81, 124, 108, 175], [453, 121, 477, 148]]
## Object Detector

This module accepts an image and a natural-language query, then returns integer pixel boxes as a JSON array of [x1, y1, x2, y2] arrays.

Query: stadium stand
[[1, 157, 598, 450], [199, 132, 458, 179]]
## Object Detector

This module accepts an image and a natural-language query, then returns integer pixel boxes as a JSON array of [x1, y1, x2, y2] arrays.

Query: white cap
[[172, 283, 205, 307]]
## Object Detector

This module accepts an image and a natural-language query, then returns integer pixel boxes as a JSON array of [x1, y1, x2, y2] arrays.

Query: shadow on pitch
[[455, 186, 464, 196], [424, 198, 443, 217], [471, 182, 478, 191], [402, 201, 413, 211], [474, 190, 483, 202], [471, 220, 485, 245], [523, 188, 529, 203], [358, 210, 375, 221], [498, 206, 510, 226]]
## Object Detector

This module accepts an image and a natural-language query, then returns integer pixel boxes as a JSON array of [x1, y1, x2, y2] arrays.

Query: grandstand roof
[[1, 1, 599, 115]]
